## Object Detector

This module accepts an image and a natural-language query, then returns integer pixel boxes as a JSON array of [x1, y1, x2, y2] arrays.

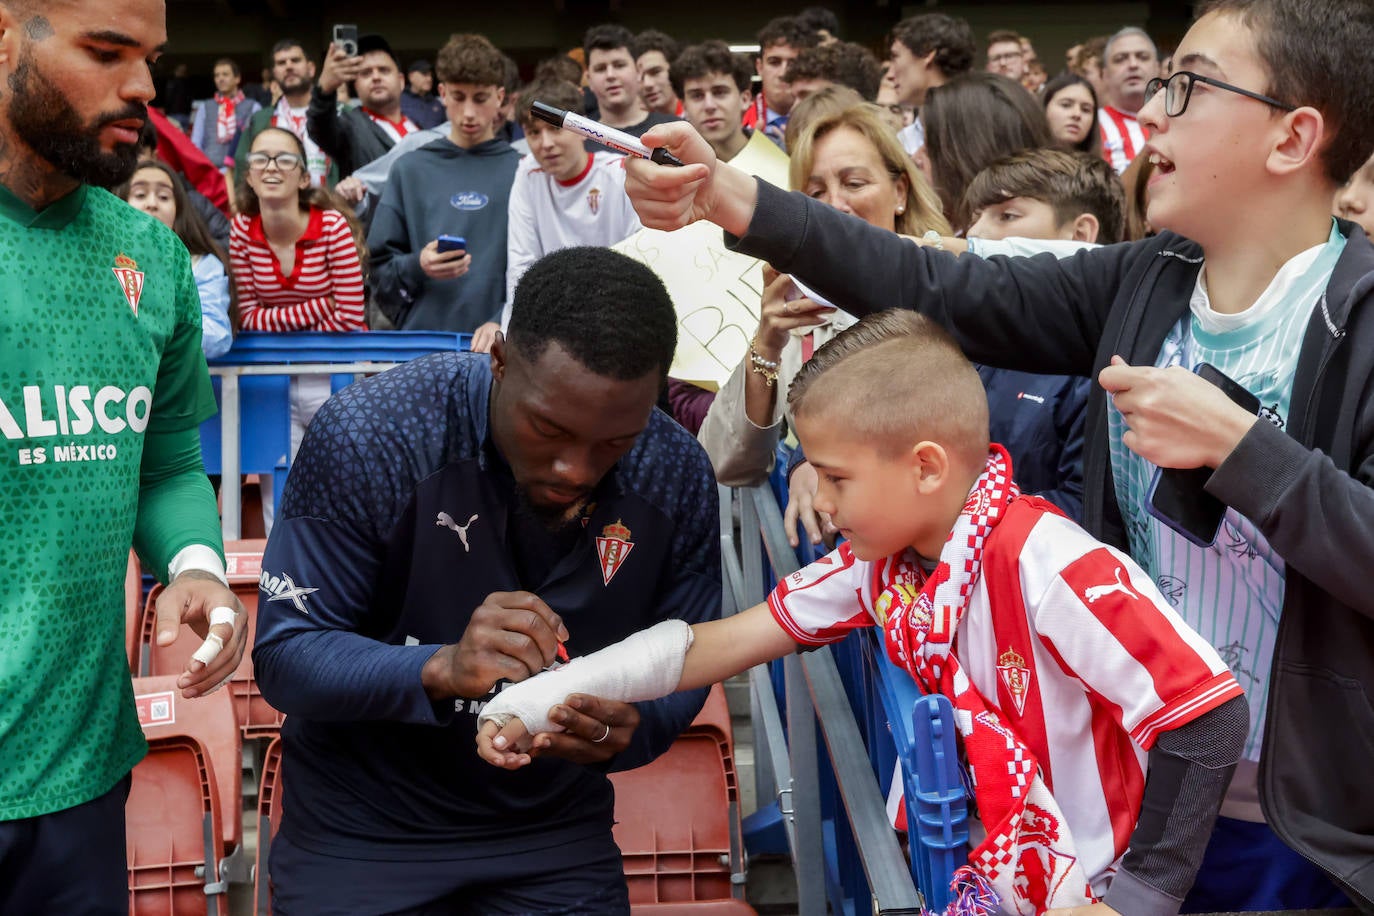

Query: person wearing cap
[[308, 34, 420, 179], [403, 59, 446, 130]]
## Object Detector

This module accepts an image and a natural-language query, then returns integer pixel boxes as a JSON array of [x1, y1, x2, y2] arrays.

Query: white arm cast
[[478, 619, 695, 734]]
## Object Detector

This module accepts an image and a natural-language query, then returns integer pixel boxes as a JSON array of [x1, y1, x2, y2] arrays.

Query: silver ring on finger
[[592, 723, 612, 743]]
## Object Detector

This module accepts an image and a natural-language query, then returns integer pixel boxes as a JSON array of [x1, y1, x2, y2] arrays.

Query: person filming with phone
[[307, 32, 418, 182]]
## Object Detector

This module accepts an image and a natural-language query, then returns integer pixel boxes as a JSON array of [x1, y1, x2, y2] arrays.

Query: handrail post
[[220, 371, 241, 541]]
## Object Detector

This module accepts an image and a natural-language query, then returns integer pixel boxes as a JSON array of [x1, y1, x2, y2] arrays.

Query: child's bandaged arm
[[480, 602, 798, 734], [1104, 694, 1249, 916]]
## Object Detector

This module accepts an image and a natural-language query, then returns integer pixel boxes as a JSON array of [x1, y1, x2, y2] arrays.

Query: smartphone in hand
[[436, 234, 467, 254], [333, 24, 358, 57], [1145, 362, 1260, 547]]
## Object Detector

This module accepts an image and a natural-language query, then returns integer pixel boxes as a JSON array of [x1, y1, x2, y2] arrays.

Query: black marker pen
[[531, 101, 684, 167]]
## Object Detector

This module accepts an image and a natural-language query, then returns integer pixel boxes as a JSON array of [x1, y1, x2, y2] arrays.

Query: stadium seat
[[126, 551, 143, 674], [253, 736, 283, 916], [612, 731, 736, 905], [126, 734, 227, 915], [684, 684, 745, 895], [631, 902, 758, 915], [132, 674, 242, 871]]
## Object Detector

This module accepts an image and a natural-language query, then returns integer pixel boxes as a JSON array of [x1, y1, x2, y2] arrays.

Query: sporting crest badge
[[113, 254, 145, 315], [596, 519, 634, 586]]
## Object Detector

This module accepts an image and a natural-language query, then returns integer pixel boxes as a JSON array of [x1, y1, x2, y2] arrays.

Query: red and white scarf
[[363, 109, 416, 144], [216, 91, 245, 145], [882, 446, 1095, 916]]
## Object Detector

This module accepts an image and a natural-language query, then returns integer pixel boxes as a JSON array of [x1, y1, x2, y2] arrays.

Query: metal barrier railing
[[721, 482, 927, 916]]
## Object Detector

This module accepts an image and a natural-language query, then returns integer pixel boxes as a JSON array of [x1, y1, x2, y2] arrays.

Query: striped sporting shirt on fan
[[1099, 105, 1147, 173], [768, 504, 1241, 894], [229, 208, 366, 332]]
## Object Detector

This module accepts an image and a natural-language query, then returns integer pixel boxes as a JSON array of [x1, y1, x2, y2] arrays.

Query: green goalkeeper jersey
[[0, 182, 218, 819]]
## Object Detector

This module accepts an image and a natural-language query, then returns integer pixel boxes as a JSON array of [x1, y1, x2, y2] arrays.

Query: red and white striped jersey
[[1099, 105, 1147, 174], [229, 208, 366, 333], [768, 501, 1241, 888]]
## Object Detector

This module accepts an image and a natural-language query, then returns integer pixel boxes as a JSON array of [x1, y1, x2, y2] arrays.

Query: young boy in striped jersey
[[479, 310, 1248, 916]]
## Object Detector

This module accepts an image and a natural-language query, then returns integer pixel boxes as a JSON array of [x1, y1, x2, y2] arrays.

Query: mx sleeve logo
[[260, 569, 319, 614]]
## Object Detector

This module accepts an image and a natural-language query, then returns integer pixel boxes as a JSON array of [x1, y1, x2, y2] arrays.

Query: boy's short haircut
[[784, 42, 883, 100], [214, 57, 241, 77], [517, 79, 584, 128], [632, 29, 680, 63], [986, 29, 1023, 47], [1199, 0, 1374, 184], [757, 16, 821, 53], [584, 24, 635, 59], [964, 148, 1127, 244], [509, 247, 678, 383], [890, 14, 976, 79], [534, 54, 584, 86], [788, 310, 990, 467], [670, 41, 754, 98], [436, 34, 506, 87]]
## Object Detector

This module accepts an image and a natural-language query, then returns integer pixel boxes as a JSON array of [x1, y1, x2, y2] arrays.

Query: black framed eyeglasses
[[247, 151, 303, 172], [1143, 71, 1297, 118]]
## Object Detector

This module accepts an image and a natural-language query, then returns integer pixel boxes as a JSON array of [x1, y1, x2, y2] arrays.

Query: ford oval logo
[[450, 192, 489, 211]]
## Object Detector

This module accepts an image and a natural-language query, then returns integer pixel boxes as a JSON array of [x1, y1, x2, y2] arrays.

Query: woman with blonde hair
[[698, 102, 950, 486]]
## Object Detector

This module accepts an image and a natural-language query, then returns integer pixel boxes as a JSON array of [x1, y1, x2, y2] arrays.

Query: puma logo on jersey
[[1084, 567, 1138, 604], [436, 511, 479, 552]]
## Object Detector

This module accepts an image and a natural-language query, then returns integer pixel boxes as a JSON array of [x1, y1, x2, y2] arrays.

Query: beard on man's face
[[8, 53, 145, 188], [513, 484, 591, 535]]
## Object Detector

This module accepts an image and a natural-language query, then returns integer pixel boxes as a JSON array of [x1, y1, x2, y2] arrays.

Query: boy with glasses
[[623, 0, 1374, 909]]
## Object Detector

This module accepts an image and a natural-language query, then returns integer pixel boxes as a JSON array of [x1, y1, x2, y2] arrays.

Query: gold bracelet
[[750, 360, 779, 388], [749, 341, 781, 370]]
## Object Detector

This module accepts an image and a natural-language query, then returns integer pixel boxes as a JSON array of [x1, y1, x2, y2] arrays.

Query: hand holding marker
[[530, 101, 684, 167]]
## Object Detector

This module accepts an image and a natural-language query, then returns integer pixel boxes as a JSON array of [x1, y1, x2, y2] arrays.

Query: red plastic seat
[[631, 902, 758, 914], [611, 731, 735, 905], [686, 684, 739, 808], [132, 674, 242, 867], [253, 736, 284, 916], [126, 734, 225, 916]]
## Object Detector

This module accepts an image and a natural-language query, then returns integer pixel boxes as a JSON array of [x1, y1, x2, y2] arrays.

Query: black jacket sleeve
[[730, 179, 1143, 379], [306, 86, 354, 175]]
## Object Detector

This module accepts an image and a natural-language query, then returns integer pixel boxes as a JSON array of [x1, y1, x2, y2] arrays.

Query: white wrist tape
[[479, 619, 694, 734], [190, 606, 238, 666]]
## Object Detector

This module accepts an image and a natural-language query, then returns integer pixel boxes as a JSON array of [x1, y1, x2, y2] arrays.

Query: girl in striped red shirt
[[232, 127, 368, 504], [231, 127, 367, 334]]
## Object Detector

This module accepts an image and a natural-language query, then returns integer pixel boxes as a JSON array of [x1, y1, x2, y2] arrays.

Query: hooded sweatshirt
[[367, 137, 522, 332]]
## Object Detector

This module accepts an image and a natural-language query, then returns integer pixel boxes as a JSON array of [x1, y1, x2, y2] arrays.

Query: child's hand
[[476, 716, 538, 770]]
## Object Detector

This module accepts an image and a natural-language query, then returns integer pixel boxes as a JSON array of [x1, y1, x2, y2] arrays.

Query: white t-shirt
[[769, 503, 1240, 889], [501, 151, 642, 329], [898, 119, 925, 157]]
